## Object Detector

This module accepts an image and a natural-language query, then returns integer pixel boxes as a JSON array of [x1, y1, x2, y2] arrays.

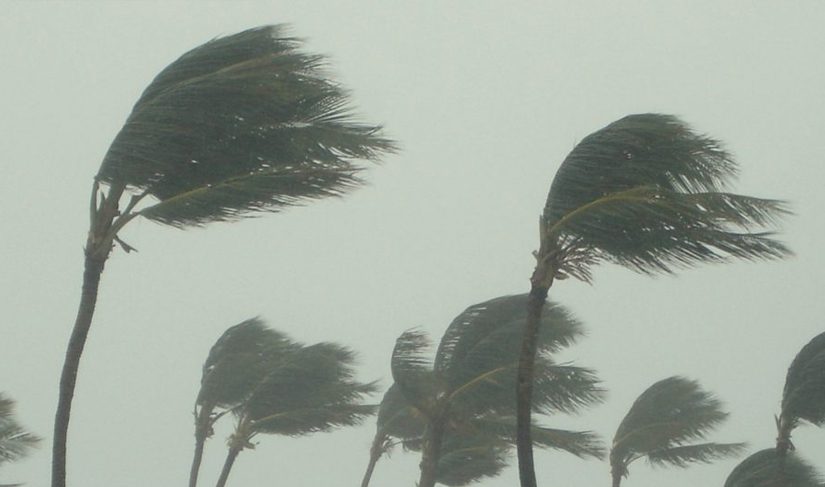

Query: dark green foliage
[[781, 332, 825, 431], [435, 435, 509, 486], [724, 449, 825, 487], [540, 113, 790, 281], [0, 393, 39, 466], [609, 376, 744, 484], [97, 25, 396, 228]]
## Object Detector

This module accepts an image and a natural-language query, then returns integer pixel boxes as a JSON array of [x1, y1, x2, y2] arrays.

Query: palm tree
[[517, 113, 791, 487], [0, 393, 40, 476], [777, 331, 825, 459], [387, 294, 604, 487], [191, 318, 377, 487], [724, 449, 824, 487], [608, 376, 744, 487], [54, 25, 396, 487]]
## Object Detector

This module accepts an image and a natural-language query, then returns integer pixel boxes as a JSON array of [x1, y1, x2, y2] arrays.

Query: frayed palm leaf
[[435, 435, 510, 486], [609, 376, 744, 486], [778, 331, 825, 452], [724, 449, 825, 487], [468, 415, 604, 460], [0, 394, 39, 466]]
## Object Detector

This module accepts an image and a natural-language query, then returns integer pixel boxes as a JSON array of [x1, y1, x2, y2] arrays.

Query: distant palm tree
[[0, 393, 40, 476], [191, 318, 377, 487], [777, 331, 825, 459], [517, 114, 791, 487], [724, 449, 824, 487], [387, 294, 604, 487], [608, 376, 744, 487], [54, 25, 396, 487]]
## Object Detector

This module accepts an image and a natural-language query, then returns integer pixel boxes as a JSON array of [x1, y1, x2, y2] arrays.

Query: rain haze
[[2, 2, 824, 487]]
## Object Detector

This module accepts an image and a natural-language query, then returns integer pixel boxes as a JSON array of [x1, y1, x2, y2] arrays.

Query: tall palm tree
[[0, 393, 40, 474], [724, 449, 824, 487], [608, 376, 744, 487], [517, 113, 791, 487], [388, 294, 604, 487], [777, 331, 825, 459], [54, 25, 396, 487], [191, 318, 377, 487]]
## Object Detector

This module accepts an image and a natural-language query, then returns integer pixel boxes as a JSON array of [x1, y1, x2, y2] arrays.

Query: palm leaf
[[435, 435, 509, 486], [541, 114, 790, 280], [0, 394, 40, 466], [96, 25, 396, 228], [610, 376, 739, 479], [391, 330, 440, 414], [724, 449, 825, 487], [376, 384, 427, 442], [781, 331, 825, 429], [469, 415, 604, 460]]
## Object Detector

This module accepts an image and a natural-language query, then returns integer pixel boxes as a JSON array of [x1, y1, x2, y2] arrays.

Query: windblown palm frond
[[609, 376, 744, 486], [540, 113, 790, 281], [391, 330, 440, 415], [724, 449, 825, 487], [0, 394, 40, 466], [435, 435, 510, 486], [96, 25, 397, 228], [778, 331, 825, 452], [467, 415, 604, 460]]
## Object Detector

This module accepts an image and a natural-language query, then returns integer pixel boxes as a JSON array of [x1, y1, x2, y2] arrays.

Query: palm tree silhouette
[[777, 331, 825, 459], [516, 113, 791, 487], [53, 25, 395, 487], [724, 448, 824, 487], [608, 376, 744, 487]]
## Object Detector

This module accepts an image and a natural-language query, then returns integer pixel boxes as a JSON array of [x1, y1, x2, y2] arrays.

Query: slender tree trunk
[[611, 471, 622, 487], [214, 445, 242, 487], [360, 433, 386, 487], [189, 410, 213, 487], [51, 255, 106, 487], [418, 414, 447, 487]]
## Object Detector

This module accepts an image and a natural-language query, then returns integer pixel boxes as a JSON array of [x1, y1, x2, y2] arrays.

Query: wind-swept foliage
[[377, 294, 604, 487], [724, 449, 825, 487], [609, 376, 745, 487], [54, 24, 395, 487], [517, 113, 790, 487], [777, 331, 825, 456], [0, 393, 40, 467], [191, 319, 376, 487]]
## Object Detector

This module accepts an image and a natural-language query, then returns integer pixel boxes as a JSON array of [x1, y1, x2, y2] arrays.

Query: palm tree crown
[[778, 331, 825, 455], [724, 449, 825, 487]]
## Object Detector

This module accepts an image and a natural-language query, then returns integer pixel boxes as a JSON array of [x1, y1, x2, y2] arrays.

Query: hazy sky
[[2, 2, 824, 487]]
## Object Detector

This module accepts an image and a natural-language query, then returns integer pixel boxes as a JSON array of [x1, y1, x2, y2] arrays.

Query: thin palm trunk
[[360, 433, 386, 487], [418, 414, 448, 487], [189, 411, 213, 487], [611, 472, 622, 487], [214, 445, 242, 487]]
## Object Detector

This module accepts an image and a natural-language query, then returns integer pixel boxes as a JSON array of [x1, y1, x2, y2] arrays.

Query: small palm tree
[[724, 448, 824, 487], [54, 25, 396, 487], [517, 114, 791, 487], [609, 376, 745, 487], [387, 294, 604, 487], [777, 331, 825, 458], [192, 318, 377, 487], [0, 393, 40, 477]]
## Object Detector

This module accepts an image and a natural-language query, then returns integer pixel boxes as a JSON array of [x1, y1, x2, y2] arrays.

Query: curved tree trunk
[[360, 433, 386, 487], [214, 445, 242, 487], [51, 255, 106, 487], [418, 414, 447, 487], [189, 410, 213, 487]]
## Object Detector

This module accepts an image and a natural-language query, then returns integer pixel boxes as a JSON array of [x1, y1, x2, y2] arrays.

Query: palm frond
[[610, 376, 735, 477], [0, 394, 40, 466], [435, 435, 509, 487], [391, 330, 440, 414], [376, 384, 427, 441], [541, 114, 790, 279], [646, 442, 746, 468], [724, 449, 825, 487], [96, 25, 396, 228], [469, 415, 605, 460], [250, 402, 377, 436], [781, 331, 825, 428], [530, 362, 605, 415]]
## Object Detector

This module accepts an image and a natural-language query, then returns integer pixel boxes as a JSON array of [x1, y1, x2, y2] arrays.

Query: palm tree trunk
[[51, 254, 106, 487], [611, 472, 622, 487], [360, 433, 386, 487], [214, 445, 242, 487], [189, 411, 213, 487], [418, 414, 447, 487]]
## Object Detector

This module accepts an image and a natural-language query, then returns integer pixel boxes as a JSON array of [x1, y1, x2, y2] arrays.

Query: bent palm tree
[[54, 25, 395, 487], [724, 449, 824, 487], [609, 376, 744, 487], [517, 114, 791, 487], [777, 331, 825, 459], [387, 294, 604, 487], [192, 319, 376, 487]]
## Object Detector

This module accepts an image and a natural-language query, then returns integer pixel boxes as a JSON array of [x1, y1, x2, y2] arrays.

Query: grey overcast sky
[[2, 2, 824, 486]]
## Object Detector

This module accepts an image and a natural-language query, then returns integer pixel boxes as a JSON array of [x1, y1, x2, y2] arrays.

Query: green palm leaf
[[609, 376, 743, 484], [724, 449, 825, 487], [781, 331, 825, 433], [435, 435, 510, 486], [97, 25, 396, 228], [0, 394, 39, 466]]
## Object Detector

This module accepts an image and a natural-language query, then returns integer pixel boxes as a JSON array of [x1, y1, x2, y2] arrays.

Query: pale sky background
[[2, 2, 824, 487]]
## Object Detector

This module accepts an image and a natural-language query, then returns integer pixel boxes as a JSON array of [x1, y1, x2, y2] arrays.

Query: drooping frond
[[391, 330, 440, 414], [96, 25, 397, 228], [435, 435, 509, 487], [781, 331, 825, 429], [724, 449, 825, 487], [646, 442, 746, 468], [0, 394, 40, 466], [376, 384, 427, 442], [610, 376, 739, 479], [469, 414, 605, 460], [541, 114, 790, 279], [530, 362, 605, 415]]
